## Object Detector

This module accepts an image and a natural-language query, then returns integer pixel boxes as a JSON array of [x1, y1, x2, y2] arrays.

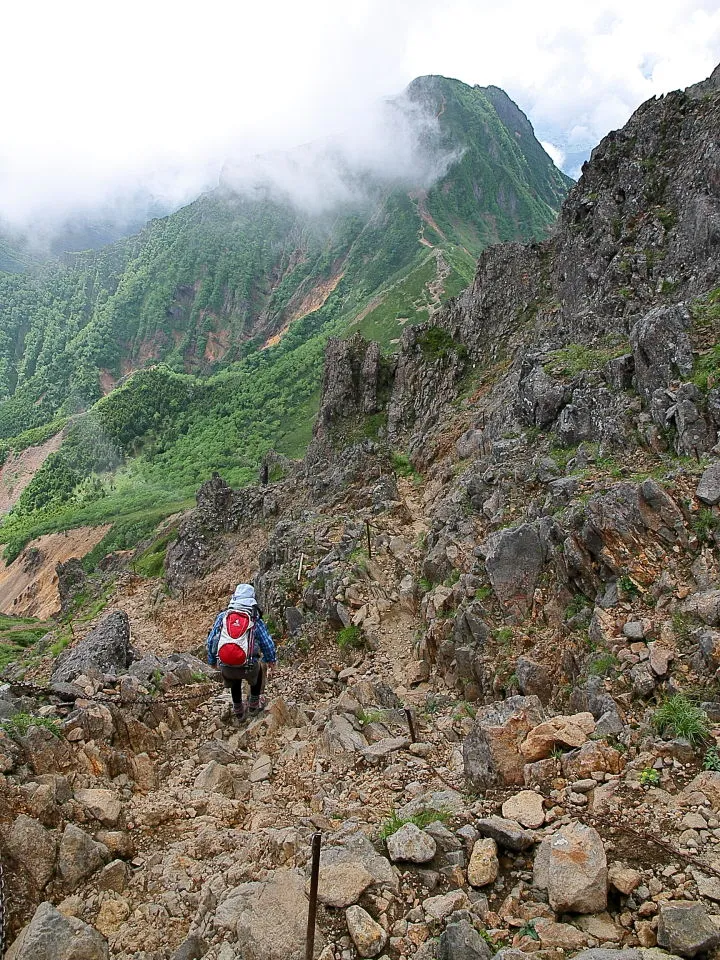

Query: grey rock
[[570, 952, 641, 960], [4, 814, 56, 888], [171, 935, 208, 960], [630, 662, 657, 697], [194, 760, 236, 797], [657, 901, 720, 957], [517, 362, 570, 428], [437, 919, 492, 960], [215, 868, 324, 960], [345, 905, 387, 957], [386, 823, 437, 863], [630, 304, 694, 402], [475, 816, 535, 851], [51, 611, 132, 683], [321, 714, 367, 753], [696, 462, 720, 506], [543, 821, 607, 914], [485, 524, 544, 619], [310, 860, 375, 908], [361, 737, 409, 764], [397, 789, 466, 820], [317, 831, 397, 892], [6, 901, 108, 960], [57, 823, 108, 891], [594, 709, 625, 738], [515, 657, 552, 703]]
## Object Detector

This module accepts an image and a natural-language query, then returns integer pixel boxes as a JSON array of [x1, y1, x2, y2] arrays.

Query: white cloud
[[1, 0, 719, 230], [541, 141, 565, 171]]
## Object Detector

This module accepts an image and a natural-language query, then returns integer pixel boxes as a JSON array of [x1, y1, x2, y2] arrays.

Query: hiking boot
[[248, 696, 268, 714], [233, 702, 248, 722]]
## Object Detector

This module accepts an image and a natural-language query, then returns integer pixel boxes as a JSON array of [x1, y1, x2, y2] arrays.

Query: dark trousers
[[221, 662, 265, 705]]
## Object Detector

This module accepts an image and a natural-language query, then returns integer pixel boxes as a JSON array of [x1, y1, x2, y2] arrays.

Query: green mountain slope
[[0, 75, 571, 565]]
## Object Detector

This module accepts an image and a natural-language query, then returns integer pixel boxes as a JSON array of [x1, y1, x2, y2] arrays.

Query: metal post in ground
[[366, 520, 372, 559], [405, 707, 417, 742], [305, 831, 322, 960]]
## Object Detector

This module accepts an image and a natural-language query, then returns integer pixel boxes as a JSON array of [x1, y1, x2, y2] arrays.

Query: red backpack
[[217, 609, 256, 666]]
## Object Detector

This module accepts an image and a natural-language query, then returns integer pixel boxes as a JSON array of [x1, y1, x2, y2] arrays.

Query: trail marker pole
[[366, 521, 372, 559], [305, 831, 322, 960], [405, 707, 417, 743]]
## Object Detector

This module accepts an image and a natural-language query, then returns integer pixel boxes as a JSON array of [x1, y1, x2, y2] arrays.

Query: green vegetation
[[704, 747, 720, 772], [653, 695, 711, 745], [336, 625, 364, 650], [1, 713, 63, 739], [618, 573, 641, 599], [378, 807, 450, 841], [0, 615, 51, 670], [588, 653, 620, 677], [416, 326, 468, 363], [357, 708, 389, 726], [0, 77, 568, 569], [544, 340, 630, 377], [639, 767, 661, 786], [391, 452, 422, 483], [693, 508, 720, 544]]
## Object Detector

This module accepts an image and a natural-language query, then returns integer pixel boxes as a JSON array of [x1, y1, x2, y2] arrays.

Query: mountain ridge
[[0, 74, 569, 570]]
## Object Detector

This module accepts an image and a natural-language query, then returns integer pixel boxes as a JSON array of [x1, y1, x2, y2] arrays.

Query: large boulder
[[696, 462, 720, 506], [564, 480, 687, 594], [515, 657, 553, 703], [438, 919, 492, 960], [517, 362, 570, 428], [57, 823, 108, 891], [463, 695, 544, 790], [386, 823, 436, 863], [6, 901, 108, 960], [345, 905, 387, 958], [538, 822, 607, 914], [521, 713, 595, 762], [51, 611, 132, 683], [657, 901, 720, 957], [214, 868, 323, 960], [629, 304, 694, 402], [4, 815, 57, 888], [485, 524, 545, 619], [74, 789, 122, 827]]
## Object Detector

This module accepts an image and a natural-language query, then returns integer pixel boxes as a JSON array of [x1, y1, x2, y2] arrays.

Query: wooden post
[[305, 831, 322, 960], [405, 707, 417, 743]]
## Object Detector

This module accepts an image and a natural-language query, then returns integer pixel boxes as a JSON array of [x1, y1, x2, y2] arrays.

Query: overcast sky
[[3, 0, 720, 228]]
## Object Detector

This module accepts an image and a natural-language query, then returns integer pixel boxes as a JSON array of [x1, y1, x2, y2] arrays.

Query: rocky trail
[[2, 63, 720, 960]]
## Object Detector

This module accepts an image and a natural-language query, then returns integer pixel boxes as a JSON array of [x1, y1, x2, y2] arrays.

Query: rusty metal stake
[[366, 520, 372, 559], [305, 831, 322, 960], [405, 707, 417, 743]]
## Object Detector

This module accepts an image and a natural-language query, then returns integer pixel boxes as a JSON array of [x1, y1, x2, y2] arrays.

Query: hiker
[[206, 583, 277, 721]]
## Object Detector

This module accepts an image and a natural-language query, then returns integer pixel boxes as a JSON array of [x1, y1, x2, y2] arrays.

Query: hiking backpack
[[217, 608, 256, 666]]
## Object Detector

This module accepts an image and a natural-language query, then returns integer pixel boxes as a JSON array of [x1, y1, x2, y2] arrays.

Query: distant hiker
[[206, 583, 277, 721]]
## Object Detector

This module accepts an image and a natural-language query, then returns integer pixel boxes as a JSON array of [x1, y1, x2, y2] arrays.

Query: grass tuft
[[378, 808, 450, 841], [1, 712, 63, 739], [653, 694, 711, 745]]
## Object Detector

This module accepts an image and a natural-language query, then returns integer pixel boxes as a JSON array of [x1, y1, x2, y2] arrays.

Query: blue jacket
[[206, 612, 277, 667]]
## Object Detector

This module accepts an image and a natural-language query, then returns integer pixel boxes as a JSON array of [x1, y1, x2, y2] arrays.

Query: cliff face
[[354, 73, 720, 459]]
